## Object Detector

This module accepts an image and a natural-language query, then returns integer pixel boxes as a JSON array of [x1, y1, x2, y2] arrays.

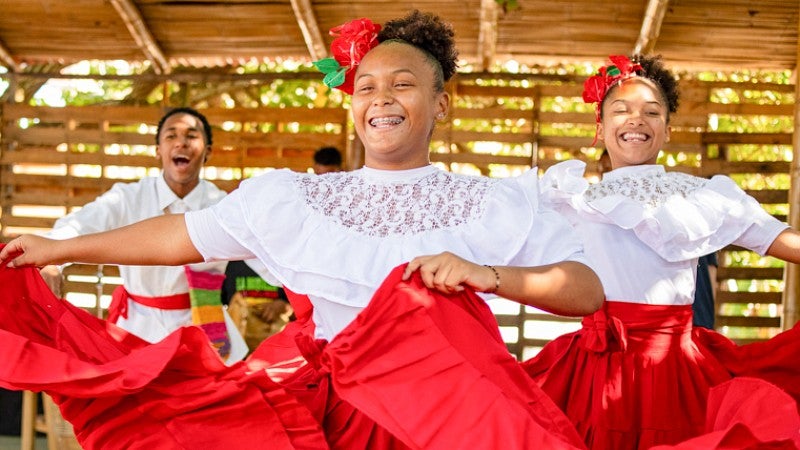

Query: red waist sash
[[108, 285, 191, 324]]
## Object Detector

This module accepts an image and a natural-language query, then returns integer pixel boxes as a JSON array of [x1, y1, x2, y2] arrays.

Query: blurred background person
[[312, 146, 343, 174]]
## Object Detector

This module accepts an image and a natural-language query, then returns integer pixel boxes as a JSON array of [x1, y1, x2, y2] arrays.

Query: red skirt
[[0, 261, 326, 450], [0, 259, 587, 450], [3, 259, 795, 450], [523, 300, 800, 449], [297, 263, 587, 450]]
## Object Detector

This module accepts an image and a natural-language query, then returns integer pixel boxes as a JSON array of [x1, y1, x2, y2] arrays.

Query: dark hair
[[601, 54, 680, 121], [314, 146, 343, 166], [377, 10, 458, 92], [156, 107, 213, 146]]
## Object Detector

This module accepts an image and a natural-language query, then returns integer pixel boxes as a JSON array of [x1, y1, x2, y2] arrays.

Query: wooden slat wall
[[0, 103, 348, 315], [0, 75, 793, 354]]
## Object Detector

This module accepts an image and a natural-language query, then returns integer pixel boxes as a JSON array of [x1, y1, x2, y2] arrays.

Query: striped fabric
[[184, 267, 231, 361]]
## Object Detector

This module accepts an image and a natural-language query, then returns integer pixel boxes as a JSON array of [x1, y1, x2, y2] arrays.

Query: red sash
[[108, 285, 191, 323]]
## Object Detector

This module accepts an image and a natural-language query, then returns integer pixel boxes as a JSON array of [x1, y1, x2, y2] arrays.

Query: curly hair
[[377, 10, 459, 92], [601, 54, 680, 120]]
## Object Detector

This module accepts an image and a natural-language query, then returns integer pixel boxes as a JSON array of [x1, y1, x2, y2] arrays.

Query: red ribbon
[[579, 307, 629, 353]]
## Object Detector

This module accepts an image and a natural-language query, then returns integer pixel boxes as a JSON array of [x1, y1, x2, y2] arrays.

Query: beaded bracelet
[[483, 265, 500, 294]]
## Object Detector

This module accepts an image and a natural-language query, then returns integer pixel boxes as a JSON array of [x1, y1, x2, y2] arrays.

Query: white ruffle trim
[[541, 160, 781, 262], [214, 169, 541, 307]]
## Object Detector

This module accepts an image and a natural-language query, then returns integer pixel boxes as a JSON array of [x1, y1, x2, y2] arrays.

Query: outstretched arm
[[766, 228, 800, 264], [0, 214, 203, 268], [403, 251, 604, 316]]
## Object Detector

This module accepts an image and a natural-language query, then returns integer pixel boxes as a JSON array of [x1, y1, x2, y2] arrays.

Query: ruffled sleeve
[[188, 168, 585, 308], [539, 159, 592, 224], [644, 175, 787, 260], [540, 160, 788, 262]]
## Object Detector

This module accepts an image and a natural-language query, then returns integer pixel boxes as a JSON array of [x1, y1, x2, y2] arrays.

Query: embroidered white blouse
[[539, 160, 788, 306], [186, 164, 589, 340]]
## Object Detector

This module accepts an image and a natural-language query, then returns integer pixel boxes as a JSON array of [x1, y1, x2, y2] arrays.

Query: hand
[[39, 265, 64, 298], [258, 300, 291, 323], [0, 235, 60, 268], [402, 251, 498, 295]]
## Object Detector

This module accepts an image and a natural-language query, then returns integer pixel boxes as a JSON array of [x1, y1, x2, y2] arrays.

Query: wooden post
[[781, 11, 800, 330], [20, 391, 37, 450]]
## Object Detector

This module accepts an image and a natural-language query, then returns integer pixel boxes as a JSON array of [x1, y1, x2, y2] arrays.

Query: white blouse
[[540, 160, 788, 305], [186, 164, 589, 339]]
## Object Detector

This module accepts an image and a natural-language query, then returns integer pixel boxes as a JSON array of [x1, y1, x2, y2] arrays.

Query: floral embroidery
[[585, 171, 706, 209], [296, 170, 494, 237]]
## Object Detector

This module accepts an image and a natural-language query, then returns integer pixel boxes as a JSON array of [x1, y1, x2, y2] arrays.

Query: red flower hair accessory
[[312, 18, 382, 95], [583, 55, 642, 145]]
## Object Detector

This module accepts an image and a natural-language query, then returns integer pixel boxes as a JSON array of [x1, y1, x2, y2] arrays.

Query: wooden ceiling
[[0, 0, 797, 78]]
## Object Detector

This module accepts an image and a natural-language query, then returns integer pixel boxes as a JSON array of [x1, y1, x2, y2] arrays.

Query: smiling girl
[[523, 54, 800, 449], [0, 11, 603, 450]]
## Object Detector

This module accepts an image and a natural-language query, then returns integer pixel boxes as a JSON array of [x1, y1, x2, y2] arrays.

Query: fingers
[[1, 235, 60, 269], [402, 258, 423, 280], [259, 301, 288, 322], [427, 263, 463, 293], [404, 252, 469, 294], [0, 237, 25, 268]]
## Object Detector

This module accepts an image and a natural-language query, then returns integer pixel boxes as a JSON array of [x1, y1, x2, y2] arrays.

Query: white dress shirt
[[48, 173, 248, 362]]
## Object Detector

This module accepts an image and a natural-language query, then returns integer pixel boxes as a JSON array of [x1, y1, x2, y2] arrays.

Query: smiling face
[[351, 42, 449, 170], [598, 78, 671, 169], [156, 113, 211, 198]]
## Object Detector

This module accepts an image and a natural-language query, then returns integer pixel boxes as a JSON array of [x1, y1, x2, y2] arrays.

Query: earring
[[436, 113, 445, 120]]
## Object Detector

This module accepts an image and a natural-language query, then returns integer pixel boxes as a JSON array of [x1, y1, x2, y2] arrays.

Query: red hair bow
[[312, 18, 381, 95]]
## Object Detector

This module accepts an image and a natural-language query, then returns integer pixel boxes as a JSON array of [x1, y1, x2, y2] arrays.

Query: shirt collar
[[156, 173, 205, 211]]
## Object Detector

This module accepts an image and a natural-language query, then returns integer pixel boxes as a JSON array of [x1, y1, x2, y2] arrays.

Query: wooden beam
[[477, 0, 499, 71], [108, 0, 171, 75], [781, 10, 800, 331], [633, 0, 670, 55], [0, 37, 20, 72], [290, 0, 328, 61]]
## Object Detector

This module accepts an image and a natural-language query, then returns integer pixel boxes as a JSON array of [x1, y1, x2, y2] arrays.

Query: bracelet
[[483, 265, 500, 294]]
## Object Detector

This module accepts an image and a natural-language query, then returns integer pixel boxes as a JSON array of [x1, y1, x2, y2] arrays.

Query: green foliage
[[697, 69, 792, 84], [31, 61, 141, 106], [494, 0, 519, 12], [710, 114, 793, 134]]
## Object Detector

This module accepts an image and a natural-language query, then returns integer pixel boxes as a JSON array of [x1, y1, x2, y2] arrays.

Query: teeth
[[622, 132, 648, 142], [370, 117, 403, 127]]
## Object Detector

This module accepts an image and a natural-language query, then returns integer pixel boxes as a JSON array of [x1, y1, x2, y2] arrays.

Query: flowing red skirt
[[0, 257, 588, 450], [523, 300, 800, 450], [3, 257, 796, 450], [0, 261, 327, 450]]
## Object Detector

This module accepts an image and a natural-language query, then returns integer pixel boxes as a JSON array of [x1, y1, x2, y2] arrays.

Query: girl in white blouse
[[406, 51, 800, 450], [520, 54, 800, 450], [0, 11, 603, 450]]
